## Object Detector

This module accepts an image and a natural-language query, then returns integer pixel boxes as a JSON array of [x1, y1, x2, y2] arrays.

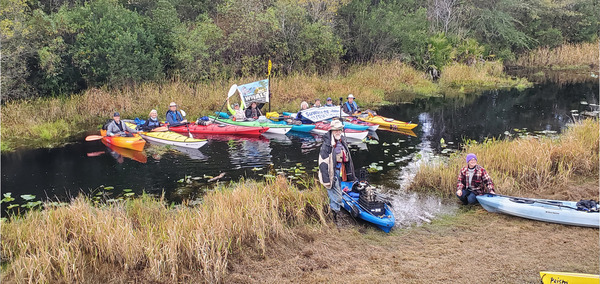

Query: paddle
[[151, 126, 168, 132], [85, 135, 104, 141], [213, 84, 238, 124]]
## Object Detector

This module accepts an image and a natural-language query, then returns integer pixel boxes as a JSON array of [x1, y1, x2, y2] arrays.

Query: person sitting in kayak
[[294, 101, 314, 124], [342, 94, 360, 115], [324, 97, 335, 107], [139, 109, 163, 131], [106, 112, 138, 137], [456, 153, 496, 205], [313, 99, 322, 107], [245, 101, 263, 120], [165, 102, 188, 127], [226, 98, 247, 121], [318, 119, 356, 222]]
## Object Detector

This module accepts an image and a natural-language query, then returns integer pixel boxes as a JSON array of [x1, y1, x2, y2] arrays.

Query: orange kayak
[[99, 129, 146, 151]]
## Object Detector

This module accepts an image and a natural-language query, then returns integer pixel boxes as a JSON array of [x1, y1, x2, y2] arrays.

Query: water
[[2, 81, 598, 227]]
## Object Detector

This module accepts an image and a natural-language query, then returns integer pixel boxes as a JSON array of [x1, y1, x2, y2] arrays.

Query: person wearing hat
[[313, 99, 322, 108], [456, 153, 496, 205], [324, 97, 335, 107], [138, 109, 163, 131], [165, 102, 188, 126], [342, 94, 360, 115], [226, 98, 247, 121], [244, 101, 263, 120], [106, 112, 138, 137], [318, 118, 356, 222]]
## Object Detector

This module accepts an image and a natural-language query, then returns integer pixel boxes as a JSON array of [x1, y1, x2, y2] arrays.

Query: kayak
[[270, 120, 316, 132], [101, 139, 147, 163], [312, 122, 369, 140], [340, 181, 395, 233], [208, 115, 291, 135], [540, 271, 599, 284], [357, 114, 417, 130], [124, 122, 208, 149], [344, 117, 379, 131], [342, 121, 369, 131], [99, 129, 146, 151], [476, 194, 600, 228], [169, 123, 268, 136]]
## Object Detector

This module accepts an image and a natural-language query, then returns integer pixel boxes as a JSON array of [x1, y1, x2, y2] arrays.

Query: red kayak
[[169, 123, 268, 136]]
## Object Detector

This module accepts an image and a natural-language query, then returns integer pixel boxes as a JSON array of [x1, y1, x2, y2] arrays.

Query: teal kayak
[[269, 120, 316, 132], [208, 115, 291, 135]]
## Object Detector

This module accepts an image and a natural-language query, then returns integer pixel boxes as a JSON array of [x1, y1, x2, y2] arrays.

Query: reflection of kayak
[[190, 133, 269, 142], [378, 128, 416, 137], [357, 114, 417, 130], [124, 122, 208, 149], [270, 120, 316, 132], [101, 139, 147, 163], [99, 129, 146, 151], [207, 116, 291, 135], [540, 271, 599, 284], [169, 123, 268, 136], [477, 194, 599, 228], [344, 117, 379, 131], [312, 122, 369, 140], [340, 181, 395, 233]]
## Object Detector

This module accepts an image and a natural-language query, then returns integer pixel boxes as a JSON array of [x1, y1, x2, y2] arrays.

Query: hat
[[327, 97, 332, 101], [330, 119, 343, 131], [348, 94, 355, 99], [233, 103, 239, 107], [466, 153, 477, 163], [169, 102, 177, 107], [113, 112, 120, 117]]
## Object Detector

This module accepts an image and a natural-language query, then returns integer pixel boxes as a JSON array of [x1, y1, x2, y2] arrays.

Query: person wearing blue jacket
[[165, 102, 188, 126], [342, 94, 360, 115]]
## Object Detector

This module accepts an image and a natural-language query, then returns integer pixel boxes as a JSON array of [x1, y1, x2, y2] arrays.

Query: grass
[[439, 61, 532, 94], [0, 60, 529, 152], [409, 119, 599, 199], [515, 41, 599, 69], [0, 177, 328, 283]]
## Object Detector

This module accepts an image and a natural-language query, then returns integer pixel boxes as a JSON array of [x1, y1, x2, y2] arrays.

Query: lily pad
[[387, 162, 396, 166], [20, 194, 36, 201]]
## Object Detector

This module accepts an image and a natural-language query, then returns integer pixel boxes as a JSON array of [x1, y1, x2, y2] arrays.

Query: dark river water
[[2, 78, 598, 225]]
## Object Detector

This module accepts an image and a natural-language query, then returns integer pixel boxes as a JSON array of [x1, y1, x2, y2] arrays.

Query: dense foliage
[[1, 0, 598, 100]]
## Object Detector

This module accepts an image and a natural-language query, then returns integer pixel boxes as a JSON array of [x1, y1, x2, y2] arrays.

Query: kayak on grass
[[124, 122, 208, 149], [168, 122, 268, 136], [340, 181, 395, 233], [540, 271, 599, 284], [356, 113, 417, 130], [208, 115, 291, 135], [312, 121, 369, 140], [476, 194, 599, 228], [99, 129, 146, 151]]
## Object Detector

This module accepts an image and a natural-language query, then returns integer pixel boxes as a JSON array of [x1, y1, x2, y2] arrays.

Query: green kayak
[[207, 115, 292, 135]]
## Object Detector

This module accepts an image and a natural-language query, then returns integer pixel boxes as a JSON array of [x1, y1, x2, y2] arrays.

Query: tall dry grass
[[410, 119, 599, 198], [440, 61, 531, 91], [515, 41, 599, 68], [1, 177, 328, 283]]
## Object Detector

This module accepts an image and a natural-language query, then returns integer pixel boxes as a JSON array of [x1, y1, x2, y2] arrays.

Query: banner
[[237, 79, 269, 105], [299, 106, 349, 122]]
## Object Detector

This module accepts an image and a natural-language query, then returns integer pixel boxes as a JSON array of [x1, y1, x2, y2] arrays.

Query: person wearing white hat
[[342, 94, 360, 115], [318, 118, 356, 222], [165, 102, 188, 126]]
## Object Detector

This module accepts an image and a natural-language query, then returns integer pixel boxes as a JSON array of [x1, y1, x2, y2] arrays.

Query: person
[[318, 119, 356, 222], [139, 109, 163, 131], [313, 99, 322, 107], [456, 153, 496, 205], [226, 98, 247, 121], [295, 101, 313, 124], [106, 112, 138, 137], [342, 94, 360, 115], [324, 97, 335, 107], [165, 102, 188, 126], [245, 101, 263, 120]]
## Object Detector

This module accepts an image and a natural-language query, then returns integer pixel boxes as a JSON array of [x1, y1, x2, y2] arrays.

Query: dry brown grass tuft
[[515, 41, 599, 68], [1, 177, 328, 283], [409, 119, 599, 198], [440, 61, 531, 91]]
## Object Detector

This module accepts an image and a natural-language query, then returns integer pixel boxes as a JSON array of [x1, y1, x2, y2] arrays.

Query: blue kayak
[[340, 181, 396, 233], [270, 120, 316, 132], [477, 194, 599, 228]]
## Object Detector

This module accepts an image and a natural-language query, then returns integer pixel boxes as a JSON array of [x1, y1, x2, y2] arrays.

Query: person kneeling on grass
[[107, 112, 138, 137], [318, 119, 356, 222], [456, 153, 496, 205]]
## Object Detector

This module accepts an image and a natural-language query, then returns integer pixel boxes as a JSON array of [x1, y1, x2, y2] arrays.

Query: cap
[[466, 153, 477, 163], [327, 97, 332, 101], [113, 112, 120, 117], [233, 103, 239, 107], [348, 94, 355, 99], [169, 102, 177, 107], [330, 119, 343, 131]]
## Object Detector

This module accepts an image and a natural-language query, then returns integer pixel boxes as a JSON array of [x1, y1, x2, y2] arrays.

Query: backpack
[[576, 200, 599, 212]]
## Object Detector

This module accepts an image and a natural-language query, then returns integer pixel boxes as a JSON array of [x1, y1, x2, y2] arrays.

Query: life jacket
[[345, 101, 358, 113], [147, 118, 161, 128], [166, 110, 183, 123], [114, 121, 124, 132]]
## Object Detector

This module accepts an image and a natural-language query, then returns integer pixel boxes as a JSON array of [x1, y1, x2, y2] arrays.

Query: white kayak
[[476, 194, 599, 228]]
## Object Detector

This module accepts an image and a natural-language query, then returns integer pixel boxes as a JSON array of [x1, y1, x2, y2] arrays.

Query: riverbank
[[1, 60, 529, 152]]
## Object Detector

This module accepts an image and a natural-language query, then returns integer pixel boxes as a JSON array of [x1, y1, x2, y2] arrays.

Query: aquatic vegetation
[[515, 41, 599, 69]]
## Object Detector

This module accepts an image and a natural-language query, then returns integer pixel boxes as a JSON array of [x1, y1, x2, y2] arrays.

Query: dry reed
[[1, 177, 328, 283], [409, 119, 599, 198], [440, 61, 531, 91], [515, 41, 599, 68]]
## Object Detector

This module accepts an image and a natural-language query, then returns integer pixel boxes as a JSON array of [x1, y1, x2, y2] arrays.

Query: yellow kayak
[[125, 122, 208, 149], [540, 271, 599, 284], [357, 114, 418, 130]]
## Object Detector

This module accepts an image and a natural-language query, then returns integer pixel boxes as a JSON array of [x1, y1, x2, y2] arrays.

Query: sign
[[299, 106, 349, 122], [237, 79, 269, 105]]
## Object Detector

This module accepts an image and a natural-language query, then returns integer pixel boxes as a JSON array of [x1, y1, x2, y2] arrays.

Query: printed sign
[[299, 106, 349, 122], [237, 79, 269, 105]]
